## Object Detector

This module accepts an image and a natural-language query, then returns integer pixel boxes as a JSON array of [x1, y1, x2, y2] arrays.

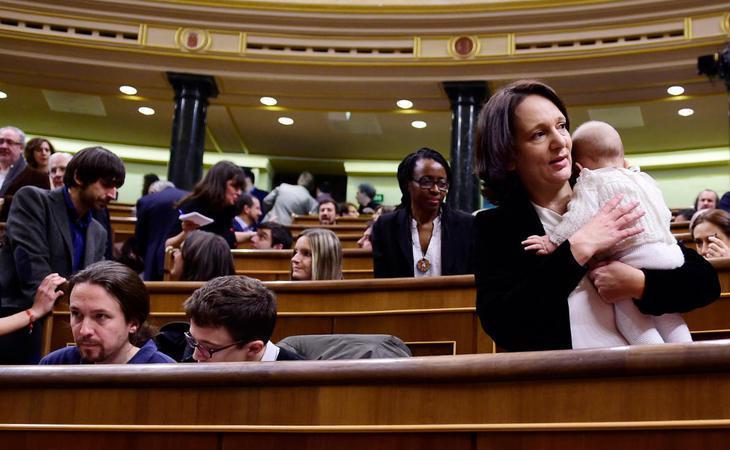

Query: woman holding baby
[[473, 80, 720, 352]]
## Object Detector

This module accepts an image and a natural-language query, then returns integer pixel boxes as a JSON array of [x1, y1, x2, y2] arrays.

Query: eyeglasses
[[0, 138, 20, 146], [413, 177, 449, 191], [184, 331, 245, 359]]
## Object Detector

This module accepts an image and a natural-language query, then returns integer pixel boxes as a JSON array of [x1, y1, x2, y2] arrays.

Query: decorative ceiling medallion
[[176, 28, 210, 52], [449, 36, 479, 59]]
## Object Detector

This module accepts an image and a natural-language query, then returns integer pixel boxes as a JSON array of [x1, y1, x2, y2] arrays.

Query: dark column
[[166, 72, 219, 190], [443, 81, 489, 213]]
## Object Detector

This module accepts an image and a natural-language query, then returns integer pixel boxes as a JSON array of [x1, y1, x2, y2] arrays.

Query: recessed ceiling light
[[138, 106, 155, 116], [278, 117, 294, 126], [260, 96, 278, 106], [411, 120, 427, 129], [678, 108, 694, 117], [397, 99, 414, 109], [667, 86, 685, 96], [0, 91, 7, 99], [119, 85, 138, 96]]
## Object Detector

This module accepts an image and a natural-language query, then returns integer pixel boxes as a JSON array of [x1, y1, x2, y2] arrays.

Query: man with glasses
[[0, 146, 125, 363], [0, 126, 28, 198], [183, 275, 304, 362]]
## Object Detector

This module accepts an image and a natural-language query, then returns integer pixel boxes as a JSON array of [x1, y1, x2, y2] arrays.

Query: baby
[[524, 120, 690, 345]]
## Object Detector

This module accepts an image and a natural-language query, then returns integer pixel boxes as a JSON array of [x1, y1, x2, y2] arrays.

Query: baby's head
[[572, 121, 624, 170]]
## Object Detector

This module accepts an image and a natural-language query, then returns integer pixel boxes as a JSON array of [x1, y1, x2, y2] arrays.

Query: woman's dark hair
[[63, 146, 126, 188], [24, 137, 55, 169], [68, 261, 151, 346], [177, 161, 245, 211], [142, 173, 160, 196], [691, 209, 730, 238], [181, 230, 235, 281], [396, 147, 451, 211], [475, 80, 569, 205]]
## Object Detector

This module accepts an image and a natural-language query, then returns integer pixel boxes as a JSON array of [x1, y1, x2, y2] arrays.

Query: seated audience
[[263, 171, 318, 225], [40, 261, 175, 364], [691, 209, 730, 258], [371, 147, 474, 278], [0, 136, 52, 220], [0, 273, 65, 337], [166, 161, 245, 249], [48, 152, 72, 189], [356, 183, 380, 214], [695, 189, 719, 212], [233, 193, 262, 245], [183, 275, 304, 362], [251, 222, 293, 249], [291, 228, 343, 280], [170, 231, 235, 281], [318, 198, 338, 225], [674, 208, 695, 222], [135, 180, 188, 281]]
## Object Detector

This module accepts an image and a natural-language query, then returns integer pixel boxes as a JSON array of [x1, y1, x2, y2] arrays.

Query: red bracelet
[[25, 310, 34, 334]]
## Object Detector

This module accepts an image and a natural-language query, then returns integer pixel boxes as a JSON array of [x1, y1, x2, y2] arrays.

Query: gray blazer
[[0, 186, 106, 309], [0, 157, 27, 197]]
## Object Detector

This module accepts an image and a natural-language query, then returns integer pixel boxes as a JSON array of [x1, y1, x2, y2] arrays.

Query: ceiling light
[[411, 120, 427, 129], [667, 86, 685, 96], [677, 108, 694, 117], [138, 106, 155, 116], [397, 99, 414, 109], [278, 117, 294, 126], [119, 85, 138, 96], [0, 91, 7, 99], [260, 96, 278, 106]]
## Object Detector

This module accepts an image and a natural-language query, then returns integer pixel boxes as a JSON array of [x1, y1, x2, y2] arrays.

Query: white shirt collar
[[260, 341, 280, 362]]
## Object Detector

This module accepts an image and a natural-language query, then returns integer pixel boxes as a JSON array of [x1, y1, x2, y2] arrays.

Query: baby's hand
[[522, 235, 557, 255]]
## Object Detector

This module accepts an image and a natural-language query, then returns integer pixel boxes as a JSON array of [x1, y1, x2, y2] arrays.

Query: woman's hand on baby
[[588, 260, 646, 303], [522, 235, 556, 255], [568, 194, 644, 265]]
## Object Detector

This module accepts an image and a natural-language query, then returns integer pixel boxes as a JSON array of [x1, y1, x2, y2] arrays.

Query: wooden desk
[[5, 342, 730, 450], [670, 220, 690, 235], [110, 216, 136, 244], [107, 202, 135, 218], [44, 275, 485, 357], [292, 214, 372, 226], [232, 248, 373, 271]]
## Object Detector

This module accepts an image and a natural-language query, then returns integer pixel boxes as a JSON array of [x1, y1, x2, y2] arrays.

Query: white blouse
[[532, 203, 628, 349], [410, 216, 442, 278]]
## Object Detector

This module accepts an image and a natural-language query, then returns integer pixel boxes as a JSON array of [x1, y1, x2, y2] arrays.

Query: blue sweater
[[40, 339, 175, 364]]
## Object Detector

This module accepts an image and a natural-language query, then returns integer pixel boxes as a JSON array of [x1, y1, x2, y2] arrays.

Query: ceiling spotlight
[[667, 86, 685, 96], [138, 106, 155, 116], [278, 117, 294, 126], [411, 120, 427, 129], [119, 85, 138, 96], [397, 99, 414, 109], [260, 96, 278, 106], [0, 91, 7, 99], [677, 108, 694, 117]]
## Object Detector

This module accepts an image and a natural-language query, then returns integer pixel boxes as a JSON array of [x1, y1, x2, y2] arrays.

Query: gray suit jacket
[[0, 186, 106, 308]]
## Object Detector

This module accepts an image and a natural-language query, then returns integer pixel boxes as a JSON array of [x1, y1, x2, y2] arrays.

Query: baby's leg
[[654, 313, 692, 343], [614, 300, 664, 345]]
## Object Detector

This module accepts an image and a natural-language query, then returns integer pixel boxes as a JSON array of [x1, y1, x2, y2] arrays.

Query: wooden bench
[[107, 202, 135, 218], [44, 275, 485, 357], [671, 220, 690, 235], [109, 216, 136, 244], [292, 213, 372, 226], [5, 341, 730, 450]]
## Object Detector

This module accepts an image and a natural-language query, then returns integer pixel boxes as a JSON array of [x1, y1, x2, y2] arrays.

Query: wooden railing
[[4, 341, 730, 449], [292, 213, 372, 226]]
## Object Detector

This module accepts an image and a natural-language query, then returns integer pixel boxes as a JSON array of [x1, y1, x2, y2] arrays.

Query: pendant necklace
[[415, 222, 432, 273]]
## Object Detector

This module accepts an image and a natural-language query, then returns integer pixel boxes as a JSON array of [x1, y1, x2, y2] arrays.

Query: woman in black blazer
[[371, 148, 474, 278]]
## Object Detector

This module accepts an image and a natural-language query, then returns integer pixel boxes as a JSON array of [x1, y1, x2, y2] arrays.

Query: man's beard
[[77, 341, 107, 363]]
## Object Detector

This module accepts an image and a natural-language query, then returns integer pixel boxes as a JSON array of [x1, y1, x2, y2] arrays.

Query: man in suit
[[0, 146, 125, 363], [134, 180, 187, 281], [183, 275, 304, 362], [0, 126, 28, 198]]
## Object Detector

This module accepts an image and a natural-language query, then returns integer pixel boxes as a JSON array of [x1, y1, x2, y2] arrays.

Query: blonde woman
[[291, 228, 343, 280]]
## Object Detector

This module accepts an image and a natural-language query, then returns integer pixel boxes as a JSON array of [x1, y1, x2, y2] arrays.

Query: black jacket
[[371, 203, 474, 278]]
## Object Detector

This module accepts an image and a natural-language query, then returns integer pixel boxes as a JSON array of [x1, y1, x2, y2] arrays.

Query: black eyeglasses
[[413, 177, 449, 191], [184, 331, 245, 359], [0, 138, 20, 146]]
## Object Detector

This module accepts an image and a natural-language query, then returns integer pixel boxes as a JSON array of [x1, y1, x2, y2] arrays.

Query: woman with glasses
[[371, 147, 474, 278]]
